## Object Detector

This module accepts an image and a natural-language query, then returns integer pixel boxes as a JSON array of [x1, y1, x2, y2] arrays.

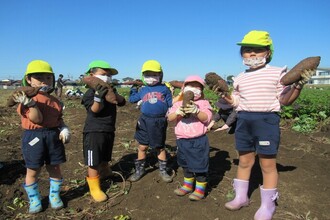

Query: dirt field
[[0, 97, 329, 220]]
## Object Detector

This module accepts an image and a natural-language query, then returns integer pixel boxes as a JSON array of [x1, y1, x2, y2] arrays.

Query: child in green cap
[[81, 60, 126, 202]]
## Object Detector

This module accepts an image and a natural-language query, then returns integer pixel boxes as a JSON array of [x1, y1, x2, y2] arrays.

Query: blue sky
[[0, 0, 329, 82]]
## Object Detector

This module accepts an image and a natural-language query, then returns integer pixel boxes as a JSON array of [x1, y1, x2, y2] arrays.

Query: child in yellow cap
[[215, 30, 309, 220], [128, 60, 173, 183], [12, 60, 71, 213]]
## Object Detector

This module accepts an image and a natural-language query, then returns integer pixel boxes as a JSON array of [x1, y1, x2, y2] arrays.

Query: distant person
[[12, 60, 71, 213], [81, 60, 126, 202], [207, 97, 237, 134], [56, 74, 65, 98], [128, 60, 173, 183], [214, 30, 310, 220], [167, 75, 212, 201]]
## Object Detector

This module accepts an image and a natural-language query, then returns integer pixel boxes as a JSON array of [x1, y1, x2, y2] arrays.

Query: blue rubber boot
[[49, 178, 64, 209], [23, 182, 42, 213]]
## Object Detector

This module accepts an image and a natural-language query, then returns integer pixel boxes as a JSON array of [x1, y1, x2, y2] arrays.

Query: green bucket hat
[[85, 60, 118, 75]]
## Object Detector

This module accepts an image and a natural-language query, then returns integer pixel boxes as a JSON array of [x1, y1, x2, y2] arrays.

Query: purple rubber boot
[[254, 186, 279, 220], [225, 179, 250, 210]]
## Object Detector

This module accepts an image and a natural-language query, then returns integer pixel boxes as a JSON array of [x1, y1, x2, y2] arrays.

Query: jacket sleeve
[[225, 110, 237, 127], [129, 87, 141, 103]]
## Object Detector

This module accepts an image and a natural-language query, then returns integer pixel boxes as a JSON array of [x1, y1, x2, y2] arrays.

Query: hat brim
[[237, 42, 269, 47], [85, 68, 118, 75]]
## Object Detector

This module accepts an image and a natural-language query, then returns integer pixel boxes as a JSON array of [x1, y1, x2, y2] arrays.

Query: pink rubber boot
[[225, 179, 250, 210], [254, 186, 279, 220]]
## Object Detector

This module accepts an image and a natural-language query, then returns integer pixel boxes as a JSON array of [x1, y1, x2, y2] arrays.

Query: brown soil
[[0, 99, 329, 220]]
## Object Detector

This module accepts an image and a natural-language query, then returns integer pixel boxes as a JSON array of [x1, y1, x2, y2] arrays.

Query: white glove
[[12, 91, 36, 107], [183, 102, 200, 114], [175, 106, 186, 117], [294, 69, 315, 89], [59, 126, 71, 144]]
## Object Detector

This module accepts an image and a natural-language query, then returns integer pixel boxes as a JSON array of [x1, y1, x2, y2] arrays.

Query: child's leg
[[46, 164, 62, 180], [86, 166, 107, 202], [225, 151, 254, 210], [26, 167, 41, 185], [254, 155, 278, 220], [157, 147, 166, 161], [46, 164, 64, 209], [236, 151, 255, 181], [259, 155, 278, 189], [99, 161, 113, 180], [157, 148, 173, 183], [174, 168, 194, 196], [128, 144, 148, 182], [188, 173, 207, 201], [137, 144, 148, 160], [24, 167, 42, 213]]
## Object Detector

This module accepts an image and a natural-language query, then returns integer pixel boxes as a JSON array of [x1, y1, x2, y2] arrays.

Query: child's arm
[[167, 106, 185, 122], [183, 101, 208, 122], [279, 85, 302, 106], [225, 110, 237, 127], [13, 91, 43, 124], [128, 87, 141, 103], [91, 85, 108, 113], [207, 120, 215, 131]]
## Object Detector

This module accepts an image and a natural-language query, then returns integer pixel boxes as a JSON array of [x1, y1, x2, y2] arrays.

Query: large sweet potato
[[280, 56, 321, 86], [7, 87, 41, 107], [204, 72, 229, 93], [82, 76, 117, 104], [169, 80, 184, 89]]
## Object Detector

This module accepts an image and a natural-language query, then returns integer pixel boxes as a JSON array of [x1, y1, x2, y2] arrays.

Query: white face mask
[[95, 75, 112, 83], [183, 86, 202, 100], [243, 56, 266, 68], [144, 76, 160, 86]]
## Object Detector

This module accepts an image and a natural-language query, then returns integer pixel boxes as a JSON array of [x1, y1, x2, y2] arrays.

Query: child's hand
[[12, 91, 36, 107], [94, 85, 108, 102], [59, 126, 71, 144], [214, 124, 229, 132], [175, 106, 186, 117], [183, 101, 200, 114], [294, 69, 315, 89]]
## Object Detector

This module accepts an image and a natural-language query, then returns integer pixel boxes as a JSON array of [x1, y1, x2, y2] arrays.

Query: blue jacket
[[129, 84, 172, 117]]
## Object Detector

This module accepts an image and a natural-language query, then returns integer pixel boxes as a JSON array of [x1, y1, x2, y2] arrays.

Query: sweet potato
[[82, 76, 117, 104], [182, 91, 194, 108], [280, 56, 321, 86], [169, 80, 184, 89], [204, 72, 229, 93], [7, 87, 41, 107], [182, 90, 194, 117], [112, 80, 144, 86]]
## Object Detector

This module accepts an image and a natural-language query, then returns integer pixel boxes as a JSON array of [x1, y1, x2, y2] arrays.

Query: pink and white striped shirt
[[232, 65, 290, 112]]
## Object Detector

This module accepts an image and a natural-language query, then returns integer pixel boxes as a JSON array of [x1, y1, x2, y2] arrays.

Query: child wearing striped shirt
[[218, 30, 308, 220]]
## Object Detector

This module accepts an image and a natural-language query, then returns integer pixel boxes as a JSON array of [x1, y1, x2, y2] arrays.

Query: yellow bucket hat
[[237, 30, 274, 61], [23, 60, 55, 86], [141, 60, 162, 73], [25, 60, 54, 75]]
